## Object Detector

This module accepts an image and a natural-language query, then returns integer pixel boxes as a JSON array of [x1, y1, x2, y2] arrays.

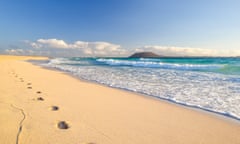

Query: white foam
[[96, 58, 222, 70], [45, 57, 91, 66], [44, 58, 240, 120]]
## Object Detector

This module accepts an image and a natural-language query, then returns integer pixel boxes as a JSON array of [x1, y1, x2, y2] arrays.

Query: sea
[[40, 57, 240, 121]]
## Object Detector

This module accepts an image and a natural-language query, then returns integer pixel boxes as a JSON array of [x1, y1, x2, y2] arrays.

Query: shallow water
[[42, 57, 240, 120]]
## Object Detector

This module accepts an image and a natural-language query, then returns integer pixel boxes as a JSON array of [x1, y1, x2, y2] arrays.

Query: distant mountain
[[129, 52, 161, 58]]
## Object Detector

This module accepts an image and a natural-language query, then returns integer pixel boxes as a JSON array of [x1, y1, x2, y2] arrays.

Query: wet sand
[[0, 55, 239, 144]]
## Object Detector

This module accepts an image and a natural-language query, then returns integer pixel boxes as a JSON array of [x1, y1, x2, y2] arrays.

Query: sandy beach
[[0, 55, 239, 144]]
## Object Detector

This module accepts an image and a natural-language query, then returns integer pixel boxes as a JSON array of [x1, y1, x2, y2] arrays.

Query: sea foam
[[43, 57, 240, 120]]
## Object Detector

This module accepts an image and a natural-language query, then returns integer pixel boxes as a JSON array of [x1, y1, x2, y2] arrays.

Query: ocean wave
[[96, 58, 222, 70], [47, 58, 91, 65], [42, 60, 240, 120]]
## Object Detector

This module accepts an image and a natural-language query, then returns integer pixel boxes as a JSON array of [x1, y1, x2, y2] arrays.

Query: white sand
[[0, 55, 239, 144]]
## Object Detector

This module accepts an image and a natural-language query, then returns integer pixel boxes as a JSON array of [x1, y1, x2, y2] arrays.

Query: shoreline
[[1, 55, 240, 144], [37, 57, 240, 123], [46, 66, 240, 124], [64, 72, 240, 125], [65, 75, 240, 125]]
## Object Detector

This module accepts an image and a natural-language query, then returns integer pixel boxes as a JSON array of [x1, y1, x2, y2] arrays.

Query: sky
[[0, 0, 240, 57]]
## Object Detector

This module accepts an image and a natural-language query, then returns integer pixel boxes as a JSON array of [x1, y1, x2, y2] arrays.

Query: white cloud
[[24, 38, 240, 57], [27, 38, 127, 56], [71, 41, 88, 49], [36, 39, 69, 48], [83, 49, 92, 55], [5, 49, 24, 54], [135, 45, 240, 57], [4, 49, 35, 55]]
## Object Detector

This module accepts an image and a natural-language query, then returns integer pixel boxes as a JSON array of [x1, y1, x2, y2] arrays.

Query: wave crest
[[96, 58, 222, 70]]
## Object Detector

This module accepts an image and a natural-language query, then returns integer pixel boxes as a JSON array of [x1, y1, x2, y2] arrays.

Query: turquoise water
[[43, 57, 240, 120], [64, 57, 240, 75]]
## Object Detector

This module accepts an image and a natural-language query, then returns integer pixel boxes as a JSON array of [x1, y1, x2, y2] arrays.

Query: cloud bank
[[4, 38, 240, 57], [135, 45, 240, 57], [26, 38, 126, 56]]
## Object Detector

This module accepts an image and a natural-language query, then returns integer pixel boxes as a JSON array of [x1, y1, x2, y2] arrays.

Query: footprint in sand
[[51, 106, 59, 111], [36, 91, 42, 94], [27, 86, 32, 89], [57, 121, 69, 129], [37, 97, 44, 101]]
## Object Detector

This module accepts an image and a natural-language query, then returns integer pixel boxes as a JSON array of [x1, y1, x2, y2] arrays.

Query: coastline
[[0, 55, 240, 144], [42, 62, 240, 124], [62, 71, 240, 125], [39, 57, 240, 122]]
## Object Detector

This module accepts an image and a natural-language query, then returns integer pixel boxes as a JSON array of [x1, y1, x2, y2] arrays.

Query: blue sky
[[1, 0, 240, 56]]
